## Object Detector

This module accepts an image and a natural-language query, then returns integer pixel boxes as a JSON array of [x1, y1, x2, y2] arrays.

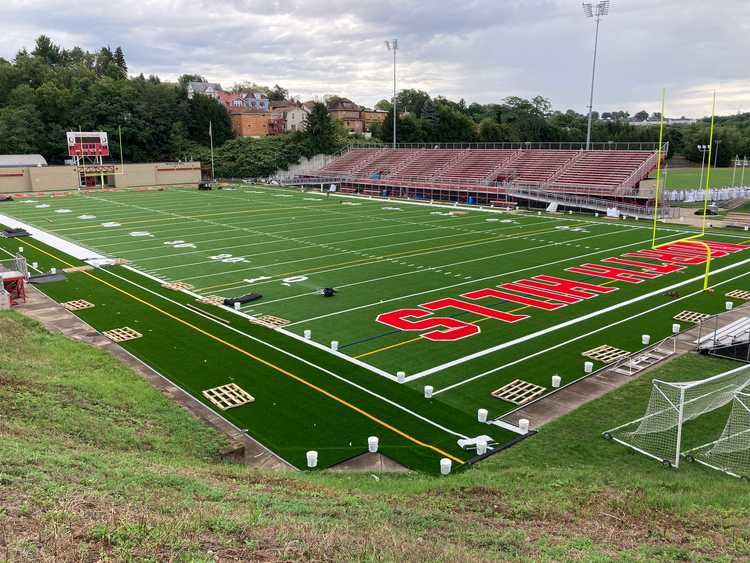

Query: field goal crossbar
[[604, 364, 750, 468]]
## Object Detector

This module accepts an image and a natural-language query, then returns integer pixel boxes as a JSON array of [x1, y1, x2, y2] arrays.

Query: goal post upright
[[700, 91, 717, 237], [651, 88, 666, 249]]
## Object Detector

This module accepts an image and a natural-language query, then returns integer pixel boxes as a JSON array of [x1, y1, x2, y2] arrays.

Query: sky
[[2, 0, 749, 118]]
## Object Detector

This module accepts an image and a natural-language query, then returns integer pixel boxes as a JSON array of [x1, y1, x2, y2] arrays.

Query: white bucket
[[552, 375, 562, 388], [424, 385, 433, 398], [477, 408, 488, 423], [642, 334, 651, 345], [476, 440, 487, 455], [672, 323, 680, 334], [306, 450, 318, 468], [303, 329, 311, 339], [397, 371, 405, 383], [368, 436, 379, 453], [726, 301, 734, 311], [584, 361, 594, 373], [17, 246, 23, 253], [234, 302, 241, 311], [50, 268, 57, 274], [440, 458, 452, 475], [518, 419, 530, 434], [331, 340, 339, 351]]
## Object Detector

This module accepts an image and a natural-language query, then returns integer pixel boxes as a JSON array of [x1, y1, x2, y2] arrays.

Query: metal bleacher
[[296, 143, 667, 216]]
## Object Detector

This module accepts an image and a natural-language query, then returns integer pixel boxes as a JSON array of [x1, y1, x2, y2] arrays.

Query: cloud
[[1, 0, 748, 117]]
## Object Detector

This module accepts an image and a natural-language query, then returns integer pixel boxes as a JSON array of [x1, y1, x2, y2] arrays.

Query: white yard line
[[432, 268, 750, 395], [285, 232, 688, 326], [410, 255, 750, 382]]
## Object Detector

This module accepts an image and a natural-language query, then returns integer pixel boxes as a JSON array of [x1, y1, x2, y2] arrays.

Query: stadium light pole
[[385, 39, 398, 149], [582, 1, 610, 151], [697, 144, 710, 190]]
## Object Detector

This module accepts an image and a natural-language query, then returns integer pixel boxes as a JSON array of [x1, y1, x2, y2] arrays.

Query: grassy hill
[[1, 310, 748, 561]]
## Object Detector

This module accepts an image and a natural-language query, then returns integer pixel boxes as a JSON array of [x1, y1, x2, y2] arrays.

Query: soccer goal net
[[604, 364, 750, 468], [684, 392, 750, 479]]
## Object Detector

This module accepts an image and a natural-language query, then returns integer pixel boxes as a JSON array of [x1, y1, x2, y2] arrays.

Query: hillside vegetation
[[1, 310, 748, 561]]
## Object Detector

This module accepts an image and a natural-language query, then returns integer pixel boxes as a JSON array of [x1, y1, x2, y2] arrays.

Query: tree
[[420, 98, 439, 132], [0, 105, 45, 154], [32, 35, 63, 66], [268, 84, 288, 101], [396, 89, 430, 116], [633, 110, 649, 122], [178, 74, 206, 88], [113, 46, 127, 79], [187, 94, 233, 146], [305, 103, 338, 154], [374, 99, 391, 111], [479, 118, 512, 142]]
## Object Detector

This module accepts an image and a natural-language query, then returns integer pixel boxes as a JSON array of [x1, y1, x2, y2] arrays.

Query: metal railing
[[344, 141, 663, 151]]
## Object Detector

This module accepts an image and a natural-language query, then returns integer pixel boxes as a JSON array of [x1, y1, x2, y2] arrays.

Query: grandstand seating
[[313, 147, 660, 196], [553, 151, 654, 190]]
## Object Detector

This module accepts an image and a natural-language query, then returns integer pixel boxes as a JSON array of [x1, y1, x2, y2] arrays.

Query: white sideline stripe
[[99, 266, 468, 439], [286, 232, 687, 326], [245, 228, 622, 307], [0, 214, 108, 261], [430, 266, 750, 394]]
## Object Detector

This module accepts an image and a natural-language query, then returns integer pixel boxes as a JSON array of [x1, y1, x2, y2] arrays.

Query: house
[[231, 111, 285, 138], [361, 109, 387, 132], [327, 98, 364, 134], [270, 101, 310, 132], [186, 81, 223, 100]]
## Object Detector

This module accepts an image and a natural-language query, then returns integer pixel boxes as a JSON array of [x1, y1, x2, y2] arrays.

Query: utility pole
[[385, 39, 399, 149]]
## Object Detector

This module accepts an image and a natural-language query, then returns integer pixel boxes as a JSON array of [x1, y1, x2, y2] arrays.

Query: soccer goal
[[684, 392, 750, 479], [604, 364, 750, 468]]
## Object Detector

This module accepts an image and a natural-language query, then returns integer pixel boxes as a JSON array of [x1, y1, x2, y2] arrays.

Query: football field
[[2, 184, 750, 470]]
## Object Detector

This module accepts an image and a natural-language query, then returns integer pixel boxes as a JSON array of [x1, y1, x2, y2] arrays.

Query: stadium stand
[[301, 146, 666, 215]]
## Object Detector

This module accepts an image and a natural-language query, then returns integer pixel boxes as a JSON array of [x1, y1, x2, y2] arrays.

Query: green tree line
[[372, 89, 750, 165]]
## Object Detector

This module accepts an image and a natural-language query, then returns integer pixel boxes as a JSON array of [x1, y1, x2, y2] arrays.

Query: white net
[[689, 393, 750, 479], [606, 364, 750, 467]]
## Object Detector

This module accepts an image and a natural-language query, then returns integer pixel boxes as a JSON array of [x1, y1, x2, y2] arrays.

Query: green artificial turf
[[662, 166, 739, 190], [1, 185, 749, 473]]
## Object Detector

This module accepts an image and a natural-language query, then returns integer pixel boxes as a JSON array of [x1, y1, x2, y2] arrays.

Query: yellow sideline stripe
[[22, 239, 465, 465], [196, 221, 591, 292]]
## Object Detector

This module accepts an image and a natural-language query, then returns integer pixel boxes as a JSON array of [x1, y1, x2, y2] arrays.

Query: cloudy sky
[[3, 0, 749, 117]]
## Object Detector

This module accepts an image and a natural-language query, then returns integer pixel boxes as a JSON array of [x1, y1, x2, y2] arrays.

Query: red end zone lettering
[[603, 257, 685, 274], [513, 275, 617, 298], [624, 249, 706, 265], [421, 297, 529, 323], [566, 263, 658, 284], [376, 309, 480, 341], [461, 287, 565, 311]]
